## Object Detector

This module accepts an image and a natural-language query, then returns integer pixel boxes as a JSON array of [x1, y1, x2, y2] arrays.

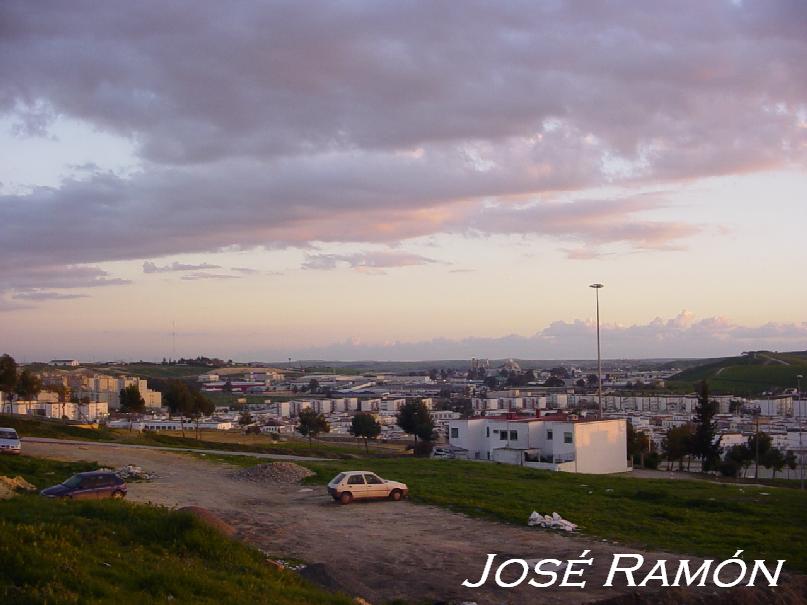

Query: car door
[[363, 473, 386, 498], [94, 475, 115, 499], [346, 473, 367, 499], [73, 477, 99, 500]]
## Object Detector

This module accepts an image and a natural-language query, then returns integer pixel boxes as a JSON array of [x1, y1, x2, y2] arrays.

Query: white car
[[0, 428, 21, 455], [431, 446, 455, 459], [327, 470, 408, 505]]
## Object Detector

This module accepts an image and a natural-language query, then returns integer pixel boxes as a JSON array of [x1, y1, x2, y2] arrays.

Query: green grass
[[4, 415, 385, 459], [81, 362, 219, 380], [296, 458, 807, 572], [0, 416, 117, 441], [0, 454, 99, 488], [0, 496, 352, 605], [668, 350, 807, 395]]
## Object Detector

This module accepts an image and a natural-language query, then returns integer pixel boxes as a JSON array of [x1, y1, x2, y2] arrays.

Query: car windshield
[[331, 473, 346, 484], [62, 475, 84, 488], [0, 430, 18, 440]]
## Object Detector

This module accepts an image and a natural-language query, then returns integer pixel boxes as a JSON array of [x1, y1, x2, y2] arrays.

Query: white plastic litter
[[527, 511, 578, 532]]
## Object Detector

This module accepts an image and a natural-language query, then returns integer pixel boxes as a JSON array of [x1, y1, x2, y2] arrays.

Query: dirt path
[[18, 441, 756, 604]]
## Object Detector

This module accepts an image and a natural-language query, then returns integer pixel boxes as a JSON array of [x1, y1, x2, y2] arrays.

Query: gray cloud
[[1, 1, 805, 289], [12, 291, 88, 301], [2, 265, 129, 291], [180, 272, 240, 281], [143, 260, 221, 273], [261, 312, 807, 361], [302, 251, 436, 271]]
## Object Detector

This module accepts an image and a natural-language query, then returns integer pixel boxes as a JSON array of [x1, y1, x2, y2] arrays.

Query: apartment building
[[447, 415, 628, 474]]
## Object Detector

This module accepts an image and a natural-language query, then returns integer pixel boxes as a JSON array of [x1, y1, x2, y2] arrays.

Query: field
[[294, 458, 807, 572], [4, 415, 403, 459], [0, 455, 351, 605], [667, 351, 807, 395]]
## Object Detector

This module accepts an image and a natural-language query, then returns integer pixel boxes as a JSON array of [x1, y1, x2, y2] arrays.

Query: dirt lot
[[21, 441, 802, 605]]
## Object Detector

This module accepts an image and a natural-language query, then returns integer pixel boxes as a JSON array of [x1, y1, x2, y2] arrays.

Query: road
[[20, 440, 793, 605], [21, 436, 329, 461]]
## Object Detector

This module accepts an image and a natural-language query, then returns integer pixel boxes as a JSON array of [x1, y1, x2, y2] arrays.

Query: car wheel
[[339, 492, 353, 505], [112, 490, 125, 499], [389, 489, 402, 501]]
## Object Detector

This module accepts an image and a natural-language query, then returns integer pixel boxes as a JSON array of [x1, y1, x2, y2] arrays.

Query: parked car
[[40, 471, 127, 500], [0, 428, 21, 455], [327, 470, 408, 505], [431, 446, 455, 459]]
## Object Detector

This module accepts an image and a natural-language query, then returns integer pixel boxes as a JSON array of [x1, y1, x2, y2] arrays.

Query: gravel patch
[[232, 462, 314, 484]]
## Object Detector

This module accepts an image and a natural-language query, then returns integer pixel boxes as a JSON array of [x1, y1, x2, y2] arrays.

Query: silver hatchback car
[[0, 428, 21, 455], [327, 470, 408, 505]]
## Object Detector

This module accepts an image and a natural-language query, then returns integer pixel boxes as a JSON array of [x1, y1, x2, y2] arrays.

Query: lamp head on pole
[[589, 283, 604, 289]]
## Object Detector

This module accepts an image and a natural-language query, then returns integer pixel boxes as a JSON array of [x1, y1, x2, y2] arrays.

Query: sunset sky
[[1, 1, 806, 361]]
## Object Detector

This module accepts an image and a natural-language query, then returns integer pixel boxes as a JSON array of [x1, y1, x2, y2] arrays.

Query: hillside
[[668, 350, 807, 396]]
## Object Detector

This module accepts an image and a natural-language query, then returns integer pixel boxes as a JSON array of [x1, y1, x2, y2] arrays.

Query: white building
[[3, 399, 107, 421], [49, 359, 80, 367], [447, 415, 628, 474]]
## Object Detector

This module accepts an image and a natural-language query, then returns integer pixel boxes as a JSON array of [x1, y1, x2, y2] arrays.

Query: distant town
[[3, 350, 805, 481]]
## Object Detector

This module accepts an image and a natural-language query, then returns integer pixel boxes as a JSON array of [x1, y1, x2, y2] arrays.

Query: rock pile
[[232, 462, 314, 484], [527, 511, 578, 532], [98, 465, 156, 482], [0, 475, 37, 500]]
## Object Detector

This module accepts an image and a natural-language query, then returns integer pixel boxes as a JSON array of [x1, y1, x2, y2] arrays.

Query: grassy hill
[[667, 350, 807, 396], [0, 456, 351, 605], [295, 457, 807, 573]]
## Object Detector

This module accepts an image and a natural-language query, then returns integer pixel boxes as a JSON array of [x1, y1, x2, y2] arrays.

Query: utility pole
[[589, 283, 604, 418], [798, 374, 804, 490]]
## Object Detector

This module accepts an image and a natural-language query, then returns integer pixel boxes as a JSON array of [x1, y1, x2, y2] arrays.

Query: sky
[[1, 1, 806, 362]]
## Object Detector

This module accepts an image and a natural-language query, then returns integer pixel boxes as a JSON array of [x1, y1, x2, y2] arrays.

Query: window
[[347, 475, 365, 485], [499, 431, 508, 441], [564, 432, 573, 444], [547, 430, 553, 440], [486, 426, 490, 438], [451, 427, 459, 439], [509, 430, 518, 440], [364, 474, 383, 485]]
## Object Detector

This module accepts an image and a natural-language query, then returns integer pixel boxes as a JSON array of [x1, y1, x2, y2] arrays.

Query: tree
[[297, 408, 330, 445], [222, 380, 233, 393], [0, 354, 18, 409], [15, 369, 42, 401], [762, 447, 786, 479], [691, 381, 721, 472], [396, 400, 434, 442], [308, 378, 320, 394], [748, 431, 772, 479], [119, 384, 146, 414], [543, 376, 565, 387], [238, 410, 254, 427], [190, 391, 215, 440], [784, 450, 798, 477], [163, 380, 194, 438], [626, 422, 651, 467], [483, 376, 498, 389], [350, 412, 381, 452], [722, 444, 752, 478], [661, 424, 694, 471]]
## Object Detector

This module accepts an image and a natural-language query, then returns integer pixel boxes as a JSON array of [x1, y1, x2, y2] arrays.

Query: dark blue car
[[40, 471, 127, 500]]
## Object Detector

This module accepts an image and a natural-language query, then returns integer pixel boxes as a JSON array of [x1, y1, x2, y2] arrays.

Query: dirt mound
[[232, 462, 314, 484], [0, 475, 37, 500], [177, 506, 237, 538]]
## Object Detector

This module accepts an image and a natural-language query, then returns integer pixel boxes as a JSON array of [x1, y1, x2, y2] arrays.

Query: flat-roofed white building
[[447, 415, 628, 474]]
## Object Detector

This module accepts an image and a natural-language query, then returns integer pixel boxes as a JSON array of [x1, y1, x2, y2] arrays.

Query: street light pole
[[589, 283, 604, 418], [798, 374, 804, 490]]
